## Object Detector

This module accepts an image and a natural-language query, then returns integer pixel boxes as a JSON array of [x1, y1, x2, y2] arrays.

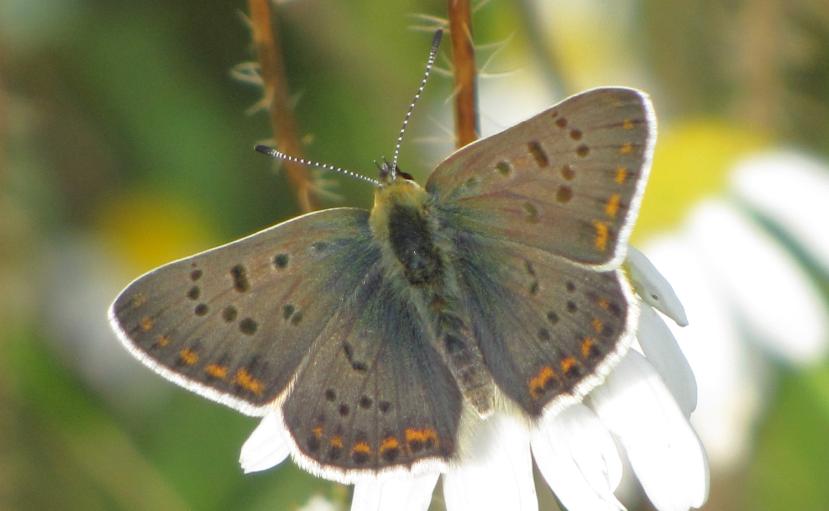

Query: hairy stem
[[248, 0, 318, 212], [448, 0, 479, 148]]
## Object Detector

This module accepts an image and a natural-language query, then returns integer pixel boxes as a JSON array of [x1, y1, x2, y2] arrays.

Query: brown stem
[[448, 0, 479, 148], [248, 0, 317, 212]]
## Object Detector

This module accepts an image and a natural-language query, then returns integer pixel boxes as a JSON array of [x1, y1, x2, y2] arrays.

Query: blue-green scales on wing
[[109, 87, 654, 481]]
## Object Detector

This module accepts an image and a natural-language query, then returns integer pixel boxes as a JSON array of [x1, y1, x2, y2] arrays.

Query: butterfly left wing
[[280, 262, 463, 482], [426, 87, 654, 269], [109, 208, 381, 416], [110, 206, 464, 481]]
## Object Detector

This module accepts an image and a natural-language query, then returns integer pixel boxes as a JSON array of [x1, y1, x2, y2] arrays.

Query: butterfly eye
[[375, 160, 393, 182]]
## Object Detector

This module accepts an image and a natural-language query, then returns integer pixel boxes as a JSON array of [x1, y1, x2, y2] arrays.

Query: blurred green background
[[1, 1, 828, 510]]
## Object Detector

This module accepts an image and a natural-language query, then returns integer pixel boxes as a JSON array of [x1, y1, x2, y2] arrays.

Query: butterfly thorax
[[370, 179, 441, 285], [369, 178, 427, 235], [370, 178, 496, 416]]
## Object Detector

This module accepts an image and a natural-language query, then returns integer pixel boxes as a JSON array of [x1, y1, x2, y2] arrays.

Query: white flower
[[239, 253, 709, 511], [41, 235, 170, 410], [298, 495, 343, 511], [637, 150, 829, 470]]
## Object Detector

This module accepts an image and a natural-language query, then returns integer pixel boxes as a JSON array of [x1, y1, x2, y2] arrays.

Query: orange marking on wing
[[592, 318, 604, 334], [561, 357, 577, 373], [615, 166, 628, 184], [380, 436, 400, 453], [597, 298, 610, 310], [404, 428, 439, 448], [205, 364, 228, 379], [605, 194, 621, 219], [620, 143, 633, 155], [593, 221, 609, 252], [234, 368, 264, 395], [581, 337, 596, 359], [330, 435, 343, 449], [178, 348, 198, 366], [312, 426, 323, 439], [156, 335, 171, 347], [529, 366, 556, 399], [623, 119, 634, 130], [139, 316, 154, 332], [352, 441, 371, 454]]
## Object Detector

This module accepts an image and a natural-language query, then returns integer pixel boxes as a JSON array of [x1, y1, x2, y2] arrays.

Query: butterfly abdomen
[[430, 301, 495, 417]]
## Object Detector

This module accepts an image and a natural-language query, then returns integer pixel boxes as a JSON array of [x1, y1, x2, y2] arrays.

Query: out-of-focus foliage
[[1, 1, 827, 509]]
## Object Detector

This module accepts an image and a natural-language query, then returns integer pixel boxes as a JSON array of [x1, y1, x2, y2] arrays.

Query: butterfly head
[[369, 168, 427, 240], [376, 158, 416, 185]]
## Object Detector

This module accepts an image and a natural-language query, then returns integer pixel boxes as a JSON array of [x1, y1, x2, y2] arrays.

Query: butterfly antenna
[[254, 145, 381, 187], [389, 29, 443, 178]]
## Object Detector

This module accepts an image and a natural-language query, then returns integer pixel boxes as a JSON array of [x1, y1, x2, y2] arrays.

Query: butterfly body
[[371, 178, 497, 417], [110, 87, 655, 482]]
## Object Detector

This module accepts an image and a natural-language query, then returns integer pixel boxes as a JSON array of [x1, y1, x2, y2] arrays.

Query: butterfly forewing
[[281, 267, 462, 481], [109, 208, 378, 415], [451, 232, 637, 417], [426, 87, 654, 268]]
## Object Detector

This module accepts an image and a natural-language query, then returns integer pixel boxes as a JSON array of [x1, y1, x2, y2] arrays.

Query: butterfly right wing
[[109, 208, 381, 416], [424, 88, 652, 418], [451, 231, 638, 418]]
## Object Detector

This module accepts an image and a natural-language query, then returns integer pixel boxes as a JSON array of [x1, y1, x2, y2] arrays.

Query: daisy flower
[[638, 150, 829, 470]]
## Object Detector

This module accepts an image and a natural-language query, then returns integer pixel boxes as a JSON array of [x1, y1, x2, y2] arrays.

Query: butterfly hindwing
[[451, 232, 638, 417], [281, 265, 462, 481], [427, 87, 654, 268], [109, 208, 379, 415]]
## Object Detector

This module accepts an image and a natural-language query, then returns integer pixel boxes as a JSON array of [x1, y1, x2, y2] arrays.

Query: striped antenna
[[254, 145, 381, 187], [389, 29, 443, 178]]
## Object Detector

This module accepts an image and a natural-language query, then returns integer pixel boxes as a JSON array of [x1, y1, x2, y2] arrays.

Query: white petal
[[687, 200, 829, 363], [637, 305, 697, 416], [641, 235, 766, 470], [239, 411, 291, 474], [351, 472, 438, 511], [731, 151, 829, 273], [626, 247, 689, 326], [591, 352, 709, 511], [443, 414, 538, 511], [477, 65, 556, 138], [300, 495, 341, 511], [531, 404, 624, 511]]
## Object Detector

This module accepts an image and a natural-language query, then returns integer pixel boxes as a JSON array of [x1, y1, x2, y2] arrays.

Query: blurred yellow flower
[[96, 191, 217, 273], [635, 119, 766, 238]]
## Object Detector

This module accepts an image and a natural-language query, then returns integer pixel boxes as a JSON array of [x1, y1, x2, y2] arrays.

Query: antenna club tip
[[432, 29, 443, 47], [254, 144, 272, 155]]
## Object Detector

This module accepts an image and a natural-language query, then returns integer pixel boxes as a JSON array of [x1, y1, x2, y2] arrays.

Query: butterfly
[[109, 31, 654, 483]]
